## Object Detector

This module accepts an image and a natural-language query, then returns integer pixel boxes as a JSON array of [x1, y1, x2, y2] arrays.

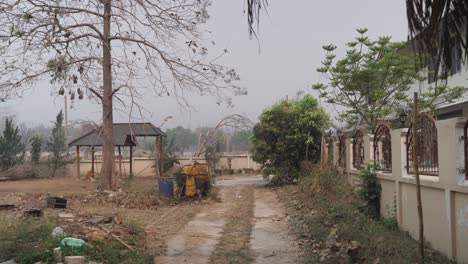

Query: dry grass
[[209, 187, 256, 264], [276, 168, 454, 264]]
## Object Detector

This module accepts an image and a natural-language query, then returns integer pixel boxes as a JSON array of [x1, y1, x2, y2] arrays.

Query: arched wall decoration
[[352, 129, 365, 169], [406, 113, 438, 176], [338, 135, 347, 168], [374, 124, 392, 172]]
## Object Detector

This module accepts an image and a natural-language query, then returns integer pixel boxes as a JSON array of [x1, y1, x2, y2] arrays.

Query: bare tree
[[0, 1, 244, 189], [195, 114, 253, 157]]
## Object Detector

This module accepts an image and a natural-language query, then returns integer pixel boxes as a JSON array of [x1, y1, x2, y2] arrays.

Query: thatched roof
[[68, 123, 165, 147]]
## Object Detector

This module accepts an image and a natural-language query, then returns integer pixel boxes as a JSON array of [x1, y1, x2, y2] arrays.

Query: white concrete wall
[[331, 118, 468, 263], [62, 154, 260, 178]]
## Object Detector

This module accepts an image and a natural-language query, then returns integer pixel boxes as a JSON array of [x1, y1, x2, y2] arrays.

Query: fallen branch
[[0, 164, 37, 181], [98, 225, 135, 251]]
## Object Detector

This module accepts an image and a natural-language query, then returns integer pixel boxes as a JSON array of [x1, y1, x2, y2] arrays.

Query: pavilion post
[[91, 146, 95, 174], [118, 146, 122, 177], [76, 146, 80, 178], [129, 145, 133, 178], [159, 136, 163, 177]]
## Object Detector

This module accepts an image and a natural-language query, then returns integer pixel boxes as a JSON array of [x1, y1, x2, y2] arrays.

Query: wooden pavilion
[[68, 123, 165, 177]]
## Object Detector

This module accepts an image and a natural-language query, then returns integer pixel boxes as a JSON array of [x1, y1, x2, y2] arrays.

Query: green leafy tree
[[251, 95, 329, 184], [0, 118, 25, 170], [30, 135, 43, 163], [312, 28, 463, 130], [47, 111, 66, 177], [165, 126, 198, 152]]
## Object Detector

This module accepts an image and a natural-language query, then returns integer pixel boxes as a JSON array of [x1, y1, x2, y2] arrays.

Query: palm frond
[[246, 0, 268, 37], [406, 0, 468, 80]]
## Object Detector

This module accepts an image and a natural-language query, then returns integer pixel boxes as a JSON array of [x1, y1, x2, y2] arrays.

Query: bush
[[262, 166, 300, 185], [243, 168, 254, 174], [251, 95, 329, 185], [356, 163, 381, 218], [236, 169, 243, 174], [302, 166, 344, 194], [222, 168, 234, 175]]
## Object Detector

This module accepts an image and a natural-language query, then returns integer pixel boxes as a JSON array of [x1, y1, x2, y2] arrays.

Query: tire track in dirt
[[208, 186, 255, 264], [251, 188, 302, 264], [153, 184, 244, 264]]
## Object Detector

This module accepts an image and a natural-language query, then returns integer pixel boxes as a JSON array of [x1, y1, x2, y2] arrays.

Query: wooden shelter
[[68, 123, 165, 178]]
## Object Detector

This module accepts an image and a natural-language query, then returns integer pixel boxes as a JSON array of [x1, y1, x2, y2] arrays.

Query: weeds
[[276, 167, 453, 263], [0, 216, 61, 263], [0, 214, 153, 264], [356, 164, 381, 218]]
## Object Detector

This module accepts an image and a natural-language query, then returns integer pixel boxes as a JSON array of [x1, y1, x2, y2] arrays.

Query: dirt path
[[154, 184, 242, 264], [153, 175, 302, 264], [251, 188, 302, 263]]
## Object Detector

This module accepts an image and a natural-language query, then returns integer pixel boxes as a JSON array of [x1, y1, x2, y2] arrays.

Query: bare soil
[[0, 175, 303, 264]]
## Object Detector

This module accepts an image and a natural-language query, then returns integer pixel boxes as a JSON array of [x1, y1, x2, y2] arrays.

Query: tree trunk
[[99, 0, 115, 190], [413, 92, 425, 263]]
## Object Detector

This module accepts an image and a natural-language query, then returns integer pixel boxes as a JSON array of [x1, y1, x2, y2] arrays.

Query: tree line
[[0, 111, 66, 177]]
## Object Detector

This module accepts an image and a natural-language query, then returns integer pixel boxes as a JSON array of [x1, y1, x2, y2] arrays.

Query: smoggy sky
[[2, 1, 408, 130]]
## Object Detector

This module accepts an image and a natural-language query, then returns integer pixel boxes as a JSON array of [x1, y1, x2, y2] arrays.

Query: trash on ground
[[60, 237, 86, 255], [59, 213, 75, 219], [23, 208, 43, 217], [85, 216, 113, 225], [47, 196, 67, 209], [0, 204, 15, 210], [52, 227, 65, 237]]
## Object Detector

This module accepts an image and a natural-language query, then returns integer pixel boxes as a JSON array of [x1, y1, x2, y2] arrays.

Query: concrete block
[[64, 256, 85, 264]]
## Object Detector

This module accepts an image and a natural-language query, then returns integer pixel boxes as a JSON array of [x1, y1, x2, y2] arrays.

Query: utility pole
[[412, 92, 425, 263], [64, 95, 69, 157]]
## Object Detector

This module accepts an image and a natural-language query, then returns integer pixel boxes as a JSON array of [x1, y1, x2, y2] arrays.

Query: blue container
[[158, 177, 174, 197]]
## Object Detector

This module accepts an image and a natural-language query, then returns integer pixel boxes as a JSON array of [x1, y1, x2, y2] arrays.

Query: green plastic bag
[[60, 237, 85, 255]]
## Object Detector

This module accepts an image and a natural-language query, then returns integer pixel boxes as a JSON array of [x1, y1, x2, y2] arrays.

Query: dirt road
[[0, 175, 301, 263], [154, 175, 302, 264]]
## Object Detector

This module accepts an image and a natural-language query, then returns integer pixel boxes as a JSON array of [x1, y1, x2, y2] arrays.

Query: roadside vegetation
[[0, 213, 153, 264], [251, 94, 329, 185], [276, 165, 453, 264]]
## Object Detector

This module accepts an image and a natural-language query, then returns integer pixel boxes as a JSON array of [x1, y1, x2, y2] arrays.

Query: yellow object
[[182, 164, 208, 175], [185, 175, 196, 197], [182, 163, 209, 197]]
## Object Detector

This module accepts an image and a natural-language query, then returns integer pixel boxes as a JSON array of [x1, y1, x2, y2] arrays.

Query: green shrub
[[356, 163, 381, 218], [262, 166, 300, 185], [243, 168, 254, 174], [236, 169, 243, 174]]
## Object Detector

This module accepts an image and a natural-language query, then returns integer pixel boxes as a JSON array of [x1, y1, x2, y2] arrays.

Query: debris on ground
[[53, 247, 63, 260], [0, 204, 15, 210], [47, 196, 68, 208], [64, 256, 85, 264], [60, 237, 86, 255], [52, 227, 65, 237], [85, 216, 112, 225], [59, 213, 75, 219], [23, 208, 43, 217], [0, 260, 17, 264]]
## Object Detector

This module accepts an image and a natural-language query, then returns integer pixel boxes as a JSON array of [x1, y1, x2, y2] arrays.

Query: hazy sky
[[3, 1, 408, 130]]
